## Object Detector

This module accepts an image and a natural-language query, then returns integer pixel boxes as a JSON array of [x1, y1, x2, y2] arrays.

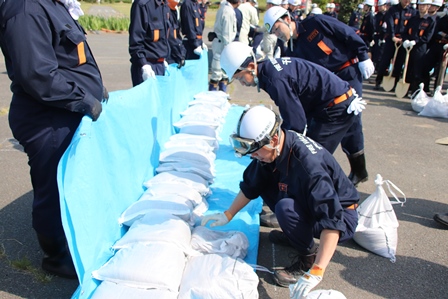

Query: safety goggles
[[229, 134, 271, 156]]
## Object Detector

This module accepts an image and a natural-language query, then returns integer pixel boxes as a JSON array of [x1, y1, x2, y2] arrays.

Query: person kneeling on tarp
[[201, 106, 360, 298]]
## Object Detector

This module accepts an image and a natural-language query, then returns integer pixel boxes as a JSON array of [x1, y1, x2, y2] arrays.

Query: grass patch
[[10, 257, 53, 283]]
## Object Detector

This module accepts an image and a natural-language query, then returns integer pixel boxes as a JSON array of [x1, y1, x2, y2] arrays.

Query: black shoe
[[373, 84, 381, 90], [347, 153, 368, 187], [434, 213, 448, 228], [37, 234, 77, 279], [273, 252, 317, 287], [268, 230, 292, 247], [260, 212, 280, 228]]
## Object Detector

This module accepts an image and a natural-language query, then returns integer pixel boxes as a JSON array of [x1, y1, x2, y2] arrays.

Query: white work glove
[[358, 58, 375, 79], [60, 0, 84, 20], [289, 266, 323, 299], [202, 43, 208, 51], [164, 60, 169, 69], [443, 44, 448, 51], [141, 64, 155, 81], [201, 211, 232, 227], [347, 96, 366, 115], [194, 45, 203, 56], [408, 40, 416, 47], [369, 40, 375, 47], [402, 40, 410, 48]]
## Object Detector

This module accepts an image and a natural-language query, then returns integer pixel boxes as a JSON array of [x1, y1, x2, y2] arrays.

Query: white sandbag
[[143, 171, 210, 196], [410, 83, 430, 113], [178, 254, 259, 299], [191, 226, 249, 259], [180, 104, 226, 119], [143, 182, 204, 205], [159, 147, 216, 167], [156, 162, 215, 183], [92, 243, 186, 291], [304, 289, 347, 299], [118, 193, 193, 227], [418, 86, 448, 118], [179, 125, 220, 140], [194, 90, 229, 100], [163, 138, 215, 154], [113, 212, 192, 252], [169, 133, 219, 150], [353, 174, 406, 263], [173, 113, 222, 130], [91, 281, 178, 299]]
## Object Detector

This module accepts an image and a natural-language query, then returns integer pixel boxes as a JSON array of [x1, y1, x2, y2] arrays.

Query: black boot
[[37, 234, 77, 279], [218, 78, 228, 92], [348, 153, 368, 187], [273, 248, 317, 287], [208, 79, 219, 91]]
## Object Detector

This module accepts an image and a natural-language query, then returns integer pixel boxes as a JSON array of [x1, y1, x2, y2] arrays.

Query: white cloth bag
[[353, 174, 406, 262]]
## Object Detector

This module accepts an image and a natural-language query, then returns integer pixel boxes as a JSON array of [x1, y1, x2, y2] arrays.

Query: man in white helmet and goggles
[[202, 105, 360, 298]]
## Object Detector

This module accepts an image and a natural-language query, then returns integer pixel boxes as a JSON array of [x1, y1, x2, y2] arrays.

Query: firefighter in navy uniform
[[359, 0, 376, 49], [0, 0, 107, 278], [401, 0, 435, 95], [374, 0, 416, 90], [167, 0, 187, 68], [264, 7, 375, 188], [129, 0, 171, 86], [423, 0, 447, 92], [372, 0, 389, 70], [349, 4, 364, 31], [180, 0, 206, 60], [220, 42, 367, 159], [202, 106, 359, 295]]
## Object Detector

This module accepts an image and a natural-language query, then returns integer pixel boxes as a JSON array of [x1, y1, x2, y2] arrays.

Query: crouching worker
[[201, 106, 359, 298]]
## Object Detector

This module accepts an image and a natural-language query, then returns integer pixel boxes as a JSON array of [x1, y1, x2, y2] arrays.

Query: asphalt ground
[[1, 18, 448, 299]]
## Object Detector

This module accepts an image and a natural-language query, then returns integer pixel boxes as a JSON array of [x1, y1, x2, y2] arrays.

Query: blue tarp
[[57, 54, 262, 298]]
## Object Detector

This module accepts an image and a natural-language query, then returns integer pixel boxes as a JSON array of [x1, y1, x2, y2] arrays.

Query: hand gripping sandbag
[[353, 174, 406, 263]]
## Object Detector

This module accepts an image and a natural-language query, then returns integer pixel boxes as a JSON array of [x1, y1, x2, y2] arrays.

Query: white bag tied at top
[[410, 83, 430, 113], [353, 174, 406, 263]]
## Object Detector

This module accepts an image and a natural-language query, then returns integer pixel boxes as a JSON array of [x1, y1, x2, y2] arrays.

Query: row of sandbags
[[89, 91, 260, 298], [411, 84, 448, 118]]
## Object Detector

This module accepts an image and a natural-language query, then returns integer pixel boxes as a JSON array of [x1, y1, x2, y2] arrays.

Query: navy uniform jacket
[[257, 57, 352, 133], [129, 0, 171, 66], [324, 11, 338, 19], [384, 3, 416, 39], [167, 8, 186, 65], [402, 14, 435, 45], [240, 130, 359, 235], [0, 0, 103, 118], [374, 11, 387, 41], [180, 0, 203, 49], [286, 15, 369, 74], [348, 10, 362, 30], [359, 11, 375, 46]]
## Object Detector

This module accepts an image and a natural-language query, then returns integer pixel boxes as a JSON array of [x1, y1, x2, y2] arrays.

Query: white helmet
[[310, 7, 322, 14], [378, 0, 387, 6], [411, 0, 417, 3], [230, 106, 281, 155], [358, 4, 364, 9], [364, 0, 375, 6], [417, 0, 431, 4], [264, 6, 289, 33], [432, 0, 443, 6], [288, 0, 300, 5], [329, 3, 336, 8], [221, 42, 254, 79], [267, 0, 282, 5], [281, 0, 289, 5], [390, 0, 399, 5]]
